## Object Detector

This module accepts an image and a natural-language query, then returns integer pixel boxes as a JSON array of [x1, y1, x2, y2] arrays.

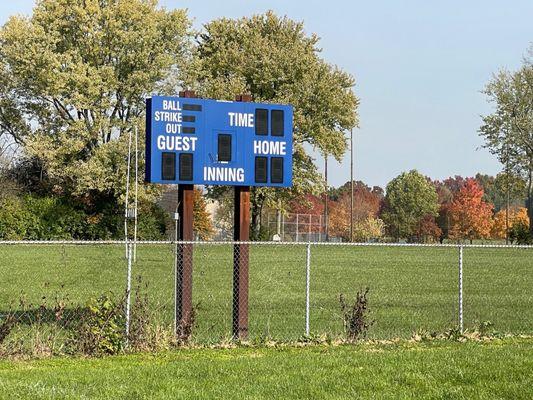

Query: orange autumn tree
[[491, 207, 530, 239], [329, 190, 384, 241], [193, 189, 215, 240], [448, 179, 494, 242]]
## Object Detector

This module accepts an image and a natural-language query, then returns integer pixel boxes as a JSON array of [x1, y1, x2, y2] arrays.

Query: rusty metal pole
[[176, 184, 194, 336], [233, 93, 252, 339], [175, 90, 196, 338]]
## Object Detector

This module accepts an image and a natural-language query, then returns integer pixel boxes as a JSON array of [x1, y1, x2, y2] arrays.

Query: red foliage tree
[[288, 194, 324, 216], [442, 175, 467, 194], [352, 184, 381, 220], [414, 214, 443, 243], [329, 181, 382, 219], [287, 194, 326, 234]]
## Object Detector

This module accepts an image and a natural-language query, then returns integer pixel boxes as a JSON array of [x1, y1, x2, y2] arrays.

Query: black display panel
[[271, 110, 284, 136], [255, 109, 268, 135], [179, 153, 193, 181], [271, 157, 283, 183], [161, 152, 176, 180], [255, 156, 268, 183], [218, 134, 232, 162]]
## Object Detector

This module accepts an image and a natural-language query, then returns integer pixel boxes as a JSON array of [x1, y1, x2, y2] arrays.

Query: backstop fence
[[0, 241, 531, 351]]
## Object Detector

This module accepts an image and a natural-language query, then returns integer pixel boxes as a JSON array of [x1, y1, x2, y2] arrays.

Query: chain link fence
[[264, 212, 329, 242], [0, 241, 531, 354]]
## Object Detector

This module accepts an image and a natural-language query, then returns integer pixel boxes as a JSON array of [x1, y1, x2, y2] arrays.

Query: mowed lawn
[[0, 338, 532, 399], [0, 244, 531, 342]]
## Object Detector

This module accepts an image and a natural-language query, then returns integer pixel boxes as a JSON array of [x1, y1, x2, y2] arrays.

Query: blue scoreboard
[[145, 96, 293, 187]]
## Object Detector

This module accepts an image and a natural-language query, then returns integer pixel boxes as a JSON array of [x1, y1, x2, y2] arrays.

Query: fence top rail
[[0, 240, 532, 249]]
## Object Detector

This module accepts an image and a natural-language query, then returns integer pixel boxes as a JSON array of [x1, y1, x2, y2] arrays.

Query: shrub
[[135, 203, 169, 240], [0, 314, 16, 345], [23, 196, 87, 239], [176, 307, 197, 344], [128, 276, 152, 349], [0, 196, 35, 239], [477, 321, 495, 337], [509, 221, 532, 245], [0, 193, 170, 240], [339, 287, 374, 341], [77, 294, 126, 356], [126, 276, 178, 351], [0, 195, 86, 240]]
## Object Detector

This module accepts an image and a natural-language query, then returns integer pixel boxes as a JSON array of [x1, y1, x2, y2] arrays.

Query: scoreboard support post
[[175, 90, 196, 338], [146, 91, 293, 341], [233, 94, 252, 340]]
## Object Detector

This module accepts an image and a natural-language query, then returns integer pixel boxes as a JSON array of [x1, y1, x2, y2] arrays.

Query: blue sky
[[1, 1, 532, 188]]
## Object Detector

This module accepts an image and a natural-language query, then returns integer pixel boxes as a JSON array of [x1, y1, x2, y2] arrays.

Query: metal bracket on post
[[233, 93, 252, 340], [125, 208, 137, 220]]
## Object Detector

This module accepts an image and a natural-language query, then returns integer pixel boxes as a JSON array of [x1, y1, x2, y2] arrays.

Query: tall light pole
[[505, 141, 510, 245], [350, 128, 354, 242]]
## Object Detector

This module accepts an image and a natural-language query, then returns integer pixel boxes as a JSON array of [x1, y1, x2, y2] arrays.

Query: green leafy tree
[[382, 170, 439, 241], [0, 58, 26, 150], [187, 12, 359, 238], [475, 173, 526, 211], [479, 46, 533, 235], [493, 172, 527, 208], [0, 0, 192, 206]]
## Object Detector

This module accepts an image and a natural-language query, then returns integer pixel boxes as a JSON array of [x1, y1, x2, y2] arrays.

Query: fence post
[[296, 214, 299, 242], [308, 214, 311, 241], [305, 243, 311, 336], [125, 240, 133, 340], [458, 245, 464, 333], [282, 213, 285, 240]]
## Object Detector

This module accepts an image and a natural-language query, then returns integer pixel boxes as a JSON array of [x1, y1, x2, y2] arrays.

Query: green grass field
[[0, 338, 532, 399], [0, 244, 532, 342]]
